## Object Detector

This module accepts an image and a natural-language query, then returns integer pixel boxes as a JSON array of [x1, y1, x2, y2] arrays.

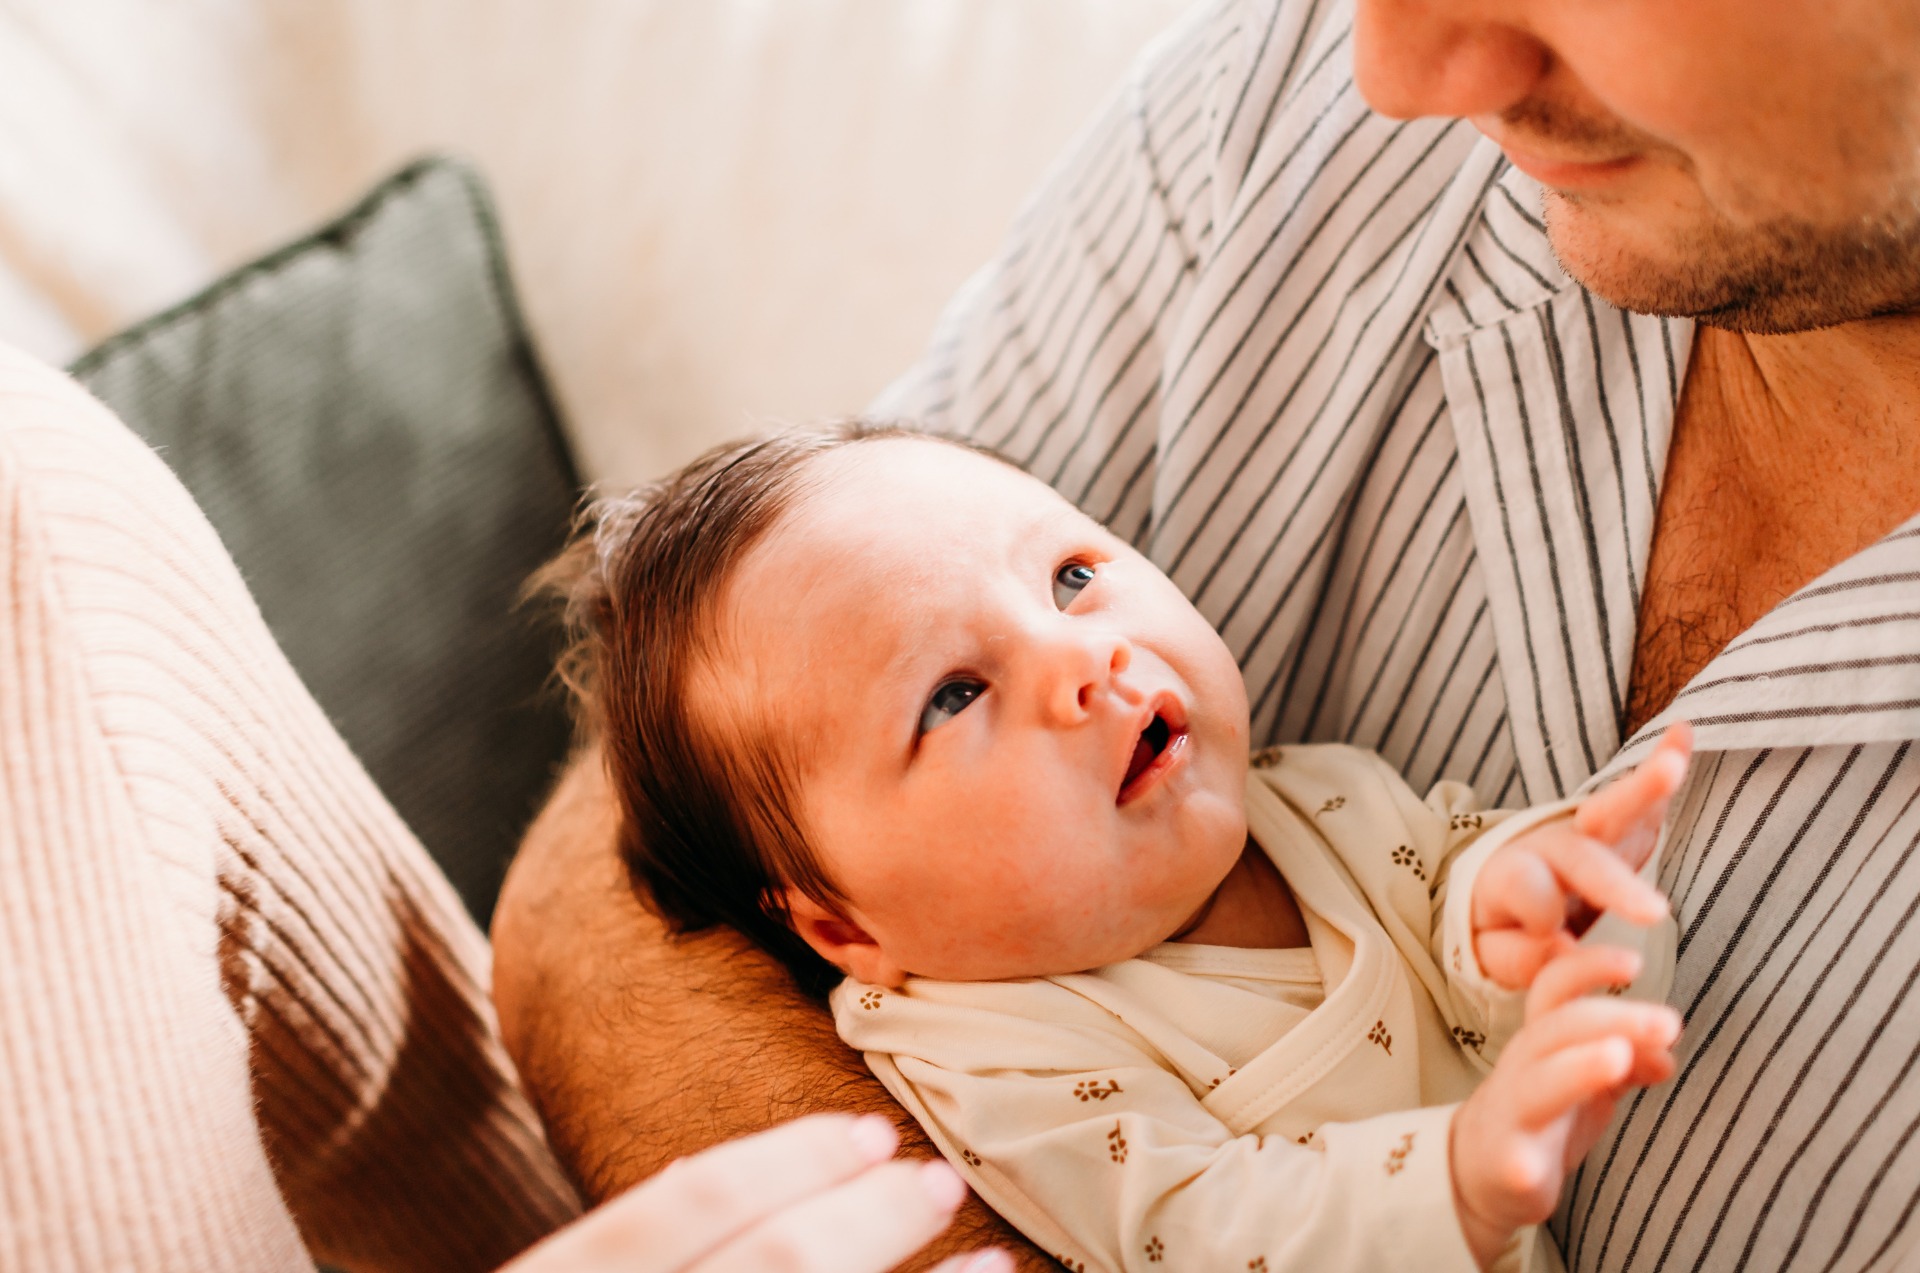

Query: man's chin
[[1542, 190, 1920, 334]]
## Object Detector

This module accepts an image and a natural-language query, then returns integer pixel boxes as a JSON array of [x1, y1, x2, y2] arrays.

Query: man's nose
[[1352, 0, 1548, 122], [1035, 626, 1133, 726]]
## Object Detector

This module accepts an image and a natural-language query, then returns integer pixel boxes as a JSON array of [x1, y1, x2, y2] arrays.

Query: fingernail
[[849, 1114, 898, 1163], [920, 1159, 967, 1210], [965, 1249, 1014, 1273]]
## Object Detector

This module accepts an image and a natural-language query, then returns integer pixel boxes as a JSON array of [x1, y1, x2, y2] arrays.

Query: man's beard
[[1542, 185, 1920, 335], [1497, 94, 1920, 335]]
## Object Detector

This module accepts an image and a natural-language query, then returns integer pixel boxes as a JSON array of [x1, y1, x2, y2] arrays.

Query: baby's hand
[[1470, 723, 1692, 990], [1449, 946, 1681, 1268]]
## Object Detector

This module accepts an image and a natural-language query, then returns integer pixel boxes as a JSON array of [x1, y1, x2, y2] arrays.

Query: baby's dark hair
[[535, 422, 1009, 996]]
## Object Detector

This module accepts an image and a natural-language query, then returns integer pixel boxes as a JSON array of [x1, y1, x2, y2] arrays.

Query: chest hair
[[1625, 331, 1920, 734]]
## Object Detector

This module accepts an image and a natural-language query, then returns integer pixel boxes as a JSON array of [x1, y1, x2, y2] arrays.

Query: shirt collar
[[1424, 141, 1920, 794], [1609, 514, 1920, 779]]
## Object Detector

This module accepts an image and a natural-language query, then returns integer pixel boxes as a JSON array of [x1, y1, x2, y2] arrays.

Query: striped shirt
[[877, 1, 1920, 1269]]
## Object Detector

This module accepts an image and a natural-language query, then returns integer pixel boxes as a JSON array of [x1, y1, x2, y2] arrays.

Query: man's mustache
[[1497, 98, 1654, 157]]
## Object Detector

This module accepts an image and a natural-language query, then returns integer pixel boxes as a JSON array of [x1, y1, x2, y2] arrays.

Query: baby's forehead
[[796, 435, 1078, 539], [707, 436, 1090, 745], [763, 443, 1056, 621]]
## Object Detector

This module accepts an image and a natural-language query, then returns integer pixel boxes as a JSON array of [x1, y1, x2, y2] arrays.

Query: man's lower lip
[[1500, 147, 1639, 191], [1118, 731, 1189, 806]]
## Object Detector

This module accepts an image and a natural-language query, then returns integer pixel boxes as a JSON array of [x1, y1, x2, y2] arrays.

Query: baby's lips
[[1111, 688, 1188, 802]]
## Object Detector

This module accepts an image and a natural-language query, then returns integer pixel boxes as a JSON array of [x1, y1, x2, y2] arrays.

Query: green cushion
[[71, 156, 579, 927]]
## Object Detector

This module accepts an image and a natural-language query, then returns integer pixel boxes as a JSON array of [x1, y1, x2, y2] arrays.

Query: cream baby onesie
[[833, 744, 1676, 1273]]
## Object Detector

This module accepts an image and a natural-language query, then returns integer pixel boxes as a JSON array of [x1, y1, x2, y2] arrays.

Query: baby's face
[[712, 437, 1250, 984]]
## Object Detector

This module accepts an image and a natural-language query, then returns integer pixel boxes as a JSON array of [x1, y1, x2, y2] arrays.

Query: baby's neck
[[1171, 840, 1309, 949]]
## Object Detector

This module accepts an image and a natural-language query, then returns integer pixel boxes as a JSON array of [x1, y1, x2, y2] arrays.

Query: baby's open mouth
[[1119, 713, 1174, 799]]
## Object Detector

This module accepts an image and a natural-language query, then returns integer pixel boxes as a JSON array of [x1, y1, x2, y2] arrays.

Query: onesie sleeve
[[1420, 783, 1572, 1058], [834, 977, 1483, 1273]]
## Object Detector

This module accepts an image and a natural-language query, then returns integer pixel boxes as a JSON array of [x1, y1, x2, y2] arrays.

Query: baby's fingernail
[[964, 1249, 1014, 1273], [850, 1114, 898, 1163], [920, 1160, 967, 1210]]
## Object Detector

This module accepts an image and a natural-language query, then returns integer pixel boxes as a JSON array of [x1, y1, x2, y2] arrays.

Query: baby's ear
[[780, 890, 908, 987]]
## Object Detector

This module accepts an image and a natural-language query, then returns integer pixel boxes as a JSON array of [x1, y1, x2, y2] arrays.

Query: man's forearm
[[491, 749, 1049, 1268]]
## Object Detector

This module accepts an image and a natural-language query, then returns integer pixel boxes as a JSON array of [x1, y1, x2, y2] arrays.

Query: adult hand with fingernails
[[504, 1113, 1007, 1273]]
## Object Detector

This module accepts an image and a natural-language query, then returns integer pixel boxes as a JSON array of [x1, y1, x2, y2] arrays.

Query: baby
[[541, 424, 1687, 1273]]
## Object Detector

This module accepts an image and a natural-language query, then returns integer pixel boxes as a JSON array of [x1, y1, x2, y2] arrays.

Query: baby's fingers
[[1576, 723, 1693, 848], [1473, 845, 1566, 936], [1475, 928, 1575, 990], [1510, 1038, 1636, 1129], [1520, 948, 1681, 1083], [1512, 997, 1682, 1082], [1535, 827, 1670, 927], [1526, 944, 1644, 1018]]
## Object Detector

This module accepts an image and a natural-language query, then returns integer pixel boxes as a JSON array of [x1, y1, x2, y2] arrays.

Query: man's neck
[[1623, 312, 1920, 732], [1701, 315, 1920, 489]]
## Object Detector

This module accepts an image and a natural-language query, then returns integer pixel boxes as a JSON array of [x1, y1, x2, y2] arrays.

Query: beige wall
[[0, 0, 1199, 483]]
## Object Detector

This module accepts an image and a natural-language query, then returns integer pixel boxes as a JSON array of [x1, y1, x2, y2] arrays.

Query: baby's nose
[[1041, 629, 1132, 723]]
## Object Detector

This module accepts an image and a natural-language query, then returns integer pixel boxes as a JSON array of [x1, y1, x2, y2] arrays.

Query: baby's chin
[[903, 910, 1213, 981], [894, 810, 1251, 981]]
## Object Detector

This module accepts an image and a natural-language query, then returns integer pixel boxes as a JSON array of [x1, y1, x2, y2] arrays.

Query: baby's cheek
[[1176, 794, 1252, 888], [1190, 780, 1249, 846]]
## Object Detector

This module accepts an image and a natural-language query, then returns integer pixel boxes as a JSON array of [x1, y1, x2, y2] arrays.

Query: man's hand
[[490, 748, 1049, 1269], [1449, 946, 1682, 1269], [1470, 723, 1692, 989]]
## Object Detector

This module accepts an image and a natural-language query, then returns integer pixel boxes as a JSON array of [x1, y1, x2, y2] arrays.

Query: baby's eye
[[920, 678, 985, 734], [1053, 561, 1097, 609]]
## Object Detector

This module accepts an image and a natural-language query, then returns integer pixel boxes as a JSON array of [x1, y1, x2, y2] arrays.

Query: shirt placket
[[1431, 225, 1920, 791], [1427, 168, 1687, 802]]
